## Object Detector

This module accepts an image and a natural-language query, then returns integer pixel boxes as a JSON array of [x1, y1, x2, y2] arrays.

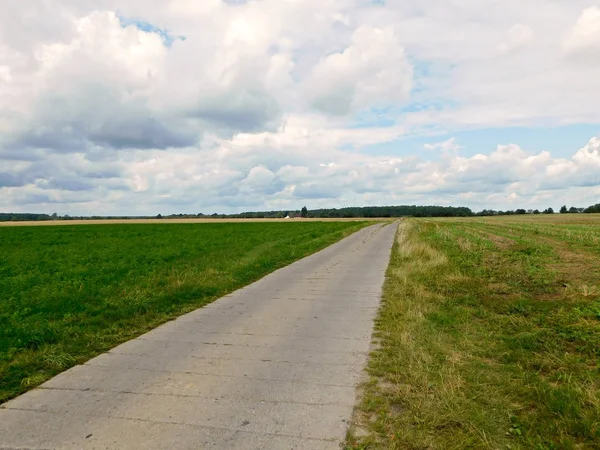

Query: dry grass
[[464, 213, 600, 225], [347, 216, 600, 449]]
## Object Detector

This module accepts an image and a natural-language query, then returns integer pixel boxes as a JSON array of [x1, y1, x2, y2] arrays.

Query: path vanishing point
[[0, 223, 397, 449]]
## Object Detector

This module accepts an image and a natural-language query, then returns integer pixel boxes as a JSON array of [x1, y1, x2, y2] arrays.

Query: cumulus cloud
[[424, 138, 462, 153], [308, 26, 412, 115], [564, 6, 600, 57], [1, 0, 600, 214], [497, 24, 534, 54], [4, 119, 599, 215], [1, 10, 194, 153]]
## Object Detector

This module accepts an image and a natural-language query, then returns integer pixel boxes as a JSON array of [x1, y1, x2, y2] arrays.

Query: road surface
[[0, 223, 397, 449]]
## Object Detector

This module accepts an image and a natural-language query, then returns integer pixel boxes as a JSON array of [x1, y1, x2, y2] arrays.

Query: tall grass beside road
[[348, 216, 600, 449]]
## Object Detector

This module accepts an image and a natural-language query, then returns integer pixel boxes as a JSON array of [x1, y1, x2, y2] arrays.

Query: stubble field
[[348, 214, 600, 449], [0, 221, 369, 403]]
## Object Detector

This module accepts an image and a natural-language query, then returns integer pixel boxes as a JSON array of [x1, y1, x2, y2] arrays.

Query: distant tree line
[[559, 205, 586, 214], [584, 203, 600, 213], [0, 213, 143, 222], [475, 204, 599, 216], [224, 205, 474, 218], [2, 201, 600, 222], [312, 205, 474, 218], [476, 208, 555, 216], [0, 213, 53, 222]]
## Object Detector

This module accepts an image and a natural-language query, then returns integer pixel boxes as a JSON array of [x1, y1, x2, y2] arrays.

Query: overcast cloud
[[1, 0, 600, 215]]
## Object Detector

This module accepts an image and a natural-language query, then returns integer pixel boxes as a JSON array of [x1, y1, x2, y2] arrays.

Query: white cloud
[[424, 138, 462, 153], [497, 24, 534, 54], [3, 122, 600, 214], [1, 0, 600, 214], [564, 6, 600, 57], [308, 26, 412, 115]]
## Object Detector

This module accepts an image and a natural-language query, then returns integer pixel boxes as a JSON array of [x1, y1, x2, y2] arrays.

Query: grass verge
[[347, 217, 600, 449], [0, 221, 369, 403]]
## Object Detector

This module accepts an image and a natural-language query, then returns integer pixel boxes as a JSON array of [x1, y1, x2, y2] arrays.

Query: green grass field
[[348, 214, 600, 449], [0, 221, 368, 403]]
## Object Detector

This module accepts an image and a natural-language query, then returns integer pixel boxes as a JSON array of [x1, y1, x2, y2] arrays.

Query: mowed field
[[0, 221, 370, 403], [348, 214, 600, 449]]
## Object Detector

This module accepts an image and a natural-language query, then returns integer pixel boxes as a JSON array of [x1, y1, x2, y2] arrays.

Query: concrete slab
[[0, 409, 340, 450], [84, 352, 365, 385], [110, 339, 368, 365], [6, 388, 352, 440], [135, 331, 373, 353], [41, 365, 358, 405], [0, 222, 397, 449]]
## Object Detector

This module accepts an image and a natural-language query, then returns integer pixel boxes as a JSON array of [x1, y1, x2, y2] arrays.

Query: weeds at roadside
[[347, 217, 600, 449]]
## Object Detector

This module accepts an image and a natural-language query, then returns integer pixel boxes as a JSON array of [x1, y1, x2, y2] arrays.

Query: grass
[[0, 221, 369, 403], [347, 215, 600, 449]]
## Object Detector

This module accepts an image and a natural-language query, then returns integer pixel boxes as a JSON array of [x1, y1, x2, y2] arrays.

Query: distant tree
[[560, 205, 568, 214], [157, 214, 162, 219], [568, 206, 578, 213], [543, 207, 554, 214], [515, 209, 527, 215], [533, 209, 540, 214], [584, 203, 600, 213], [301, 206, 308, 218]]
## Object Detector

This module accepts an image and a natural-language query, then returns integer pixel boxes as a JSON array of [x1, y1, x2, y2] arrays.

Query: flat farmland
[[0, 217, 387, 227], [349, 214, 600, 449], [0, 221, 369, 403]]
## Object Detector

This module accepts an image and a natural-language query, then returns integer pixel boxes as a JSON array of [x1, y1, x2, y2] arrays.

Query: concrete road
[[0, 223, 397, 450]]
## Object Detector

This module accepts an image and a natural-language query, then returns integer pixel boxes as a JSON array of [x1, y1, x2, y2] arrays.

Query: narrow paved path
[[0, 223, 397, 449]]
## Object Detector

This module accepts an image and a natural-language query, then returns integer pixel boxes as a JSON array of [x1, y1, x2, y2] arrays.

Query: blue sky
[[363, 124, 600, 159], [117, 15, 185, 47]]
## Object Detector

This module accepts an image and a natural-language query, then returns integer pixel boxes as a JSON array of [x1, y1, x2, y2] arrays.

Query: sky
[[1, 0, 600, 215]]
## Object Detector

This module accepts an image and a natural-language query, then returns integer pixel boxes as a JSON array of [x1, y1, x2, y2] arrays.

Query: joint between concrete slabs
[[123, 338, 372, 354], [22, 386, 357, 408], [80, 363, 363, 387], [1, 407, 344, 443]]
